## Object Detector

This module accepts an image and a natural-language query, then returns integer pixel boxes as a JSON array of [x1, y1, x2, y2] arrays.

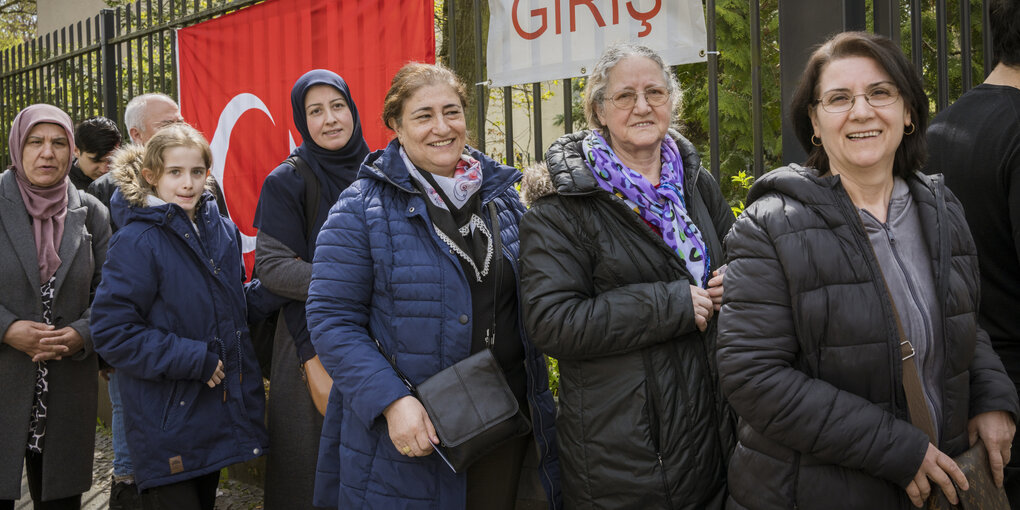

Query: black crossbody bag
[[375, 202, 532, 473]]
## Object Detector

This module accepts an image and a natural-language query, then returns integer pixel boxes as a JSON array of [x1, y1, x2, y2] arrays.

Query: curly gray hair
[[583, 42, 680, 143]]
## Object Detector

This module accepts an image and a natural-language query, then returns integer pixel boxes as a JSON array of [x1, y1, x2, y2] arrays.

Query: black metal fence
[[0, 0, 262, 166], [0, 0, 997, 184]]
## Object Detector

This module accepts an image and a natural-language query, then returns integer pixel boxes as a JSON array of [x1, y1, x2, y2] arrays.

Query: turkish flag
[[176, 0, 435, 271]]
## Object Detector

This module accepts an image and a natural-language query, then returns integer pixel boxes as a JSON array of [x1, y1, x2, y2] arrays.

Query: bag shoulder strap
[[886, 281, 938, 442], [285, 155, 320, 238]]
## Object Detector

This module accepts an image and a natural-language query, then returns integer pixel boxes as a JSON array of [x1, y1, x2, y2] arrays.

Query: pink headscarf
[[8, 104, 76, 284]]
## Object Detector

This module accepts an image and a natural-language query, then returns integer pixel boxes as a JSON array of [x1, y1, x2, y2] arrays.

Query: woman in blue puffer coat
[[306, 62, 560, 510], [91, 124, 268, 509]]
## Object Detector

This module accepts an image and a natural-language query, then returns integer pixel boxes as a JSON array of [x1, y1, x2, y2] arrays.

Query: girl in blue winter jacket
[[91, 124, 268, 510]]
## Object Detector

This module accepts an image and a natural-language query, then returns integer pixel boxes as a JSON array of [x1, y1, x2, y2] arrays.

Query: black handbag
[[376, 202, 531, 473]]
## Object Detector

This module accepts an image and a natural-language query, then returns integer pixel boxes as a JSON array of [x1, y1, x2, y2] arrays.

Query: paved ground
[[14, 426, 264, 509]]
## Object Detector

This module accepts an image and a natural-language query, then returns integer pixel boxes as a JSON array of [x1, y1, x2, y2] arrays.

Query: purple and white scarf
[[583, 131, 710, 286]]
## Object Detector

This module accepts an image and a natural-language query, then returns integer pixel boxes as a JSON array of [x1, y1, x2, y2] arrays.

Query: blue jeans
[[109, 373, 134, 477]]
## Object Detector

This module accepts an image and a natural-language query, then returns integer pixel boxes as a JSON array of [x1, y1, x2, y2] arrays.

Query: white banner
[[486, 0, 708, 87]]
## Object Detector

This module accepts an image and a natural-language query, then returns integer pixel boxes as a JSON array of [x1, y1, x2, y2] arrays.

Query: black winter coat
[[519, 130, 736, 509], [717, 165, 1019, 510]]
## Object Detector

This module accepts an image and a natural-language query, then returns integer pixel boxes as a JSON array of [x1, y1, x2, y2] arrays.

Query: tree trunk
[[439, 0, 489, 148]]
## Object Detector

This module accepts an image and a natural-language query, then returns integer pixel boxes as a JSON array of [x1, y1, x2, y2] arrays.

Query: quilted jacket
[[306, 139, 560, 509], [518, 130, 736, 509], [717, 165, 1019, 509]]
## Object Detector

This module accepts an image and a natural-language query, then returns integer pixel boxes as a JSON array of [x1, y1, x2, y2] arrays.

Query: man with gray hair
[[87, 93, 227, 218]]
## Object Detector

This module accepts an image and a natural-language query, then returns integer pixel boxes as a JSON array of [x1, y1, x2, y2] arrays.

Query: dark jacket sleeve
[[717, 200, 928, 488], [697, 166, 736, 254], [67, 193, 112, 360], [306, 183, 410, 429], [942, 189, 1020, 420], [91, 229, 220, 382], [519, 198, 699, 361]]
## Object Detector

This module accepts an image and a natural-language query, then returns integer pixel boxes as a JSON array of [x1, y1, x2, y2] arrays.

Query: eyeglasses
[[606, 87, 671, 109], [814, 84, 901, 113]]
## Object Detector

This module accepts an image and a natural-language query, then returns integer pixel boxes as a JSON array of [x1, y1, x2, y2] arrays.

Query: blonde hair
[[139, 123, 212, 195]]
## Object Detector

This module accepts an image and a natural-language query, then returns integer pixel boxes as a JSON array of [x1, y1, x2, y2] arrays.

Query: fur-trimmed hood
[[110, 142, 217, 208]]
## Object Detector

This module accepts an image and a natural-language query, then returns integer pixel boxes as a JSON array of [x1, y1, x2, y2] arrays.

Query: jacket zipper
[[877, 220, 940, 440], [642, 352, 674, 508]]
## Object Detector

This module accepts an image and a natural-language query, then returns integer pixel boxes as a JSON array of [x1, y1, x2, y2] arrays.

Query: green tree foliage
[[0, 0, 35, 50]]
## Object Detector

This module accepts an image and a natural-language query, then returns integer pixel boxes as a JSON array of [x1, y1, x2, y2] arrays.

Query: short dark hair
[[991, 0, 1020, 66], [790, 31, 928, 178], [75, 117, 122, 157]]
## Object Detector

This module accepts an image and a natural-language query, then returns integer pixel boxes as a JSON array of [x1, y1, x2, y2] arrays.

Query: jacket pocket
[[160, 381, 181, 432]]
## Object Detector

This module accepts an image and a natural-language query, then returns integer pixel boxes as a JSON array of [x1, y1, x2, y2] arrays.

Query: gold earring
[[811, 135, 822, 147], [904, 123, 916, 135]]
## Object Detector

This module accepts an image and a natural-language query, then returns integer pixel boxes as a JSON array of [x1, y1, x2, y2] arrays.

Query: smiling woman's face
[[393, 83, 467, 178], [809, 56, 911, 177], [21, 122, 71, 188]]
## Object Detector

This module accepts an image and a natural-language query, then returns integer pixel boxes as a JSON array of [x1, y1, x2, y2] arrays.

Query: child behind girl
[[91, 124, 268, 509]]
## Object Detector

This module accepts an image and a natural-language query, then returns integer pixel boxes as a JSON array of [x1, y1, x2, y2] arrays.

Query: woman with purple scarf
[[0, 104, 111, 509], [518, 43, 736, 509]]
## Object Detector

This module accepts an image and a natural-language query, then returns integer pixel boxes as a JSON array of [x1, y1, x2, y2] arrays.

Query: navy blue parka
[[306, 139, 560, 509], [91, 159, 268, 490]]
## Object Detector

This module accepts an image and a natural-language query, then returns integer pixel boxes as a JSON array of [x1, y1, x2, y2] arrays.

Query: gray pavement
[[14, 426, 264, 509]]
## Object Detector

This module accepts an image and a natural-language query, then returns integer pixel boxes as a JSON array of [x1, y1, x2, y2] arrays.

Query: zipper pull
[[223, 388, 227, 402]]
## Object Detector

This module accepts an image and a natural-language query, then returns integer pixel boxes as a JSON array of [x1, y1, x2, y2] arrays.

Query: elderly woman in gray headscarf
[[0, 104, 110, 509]]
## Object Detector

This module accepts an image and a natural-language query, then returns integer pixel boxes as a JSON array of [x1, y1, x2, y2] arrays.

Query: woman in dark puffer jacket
[[519, 43, 736, 509], [718, 32, 1019, 510]]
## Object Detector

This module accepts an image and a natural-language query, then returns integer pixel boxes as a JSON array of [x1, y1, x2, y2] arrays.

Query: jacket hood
[[746, 164, 938, 209], [111, 143, 217, 208], [361, 138, 521, 202], [526, 129, 703, 205]]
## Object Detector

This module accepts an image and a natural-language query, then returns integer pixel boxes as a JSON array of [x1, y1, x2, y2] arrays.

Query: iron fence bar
[[983, 0, 993, 77], [148, 0, 156, 92], [126, 4, 135, 105], [562, 78, 573, 134], [61, 28, 68, 109], [159, 0, 166, 93], [960, 0, 972, 92], [170, 22, 178, 101], [504, 86, 513, 165], [473, 0, 485, 152], [72, 23, 80, 120], [101, 9, 118, 124], [706, 0, 720, 181], [911, 0, 922, 72], [749, 0, 763, 177], [87, 17, 95, 119], [873, 0, 900, 43], [936, 0, 949, 110], [533, 82, 543, 162]]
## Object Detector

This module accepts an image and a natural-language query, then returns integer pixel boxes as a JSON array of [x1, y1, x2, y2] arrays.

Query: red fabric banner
[[176, 0, 434, 267]]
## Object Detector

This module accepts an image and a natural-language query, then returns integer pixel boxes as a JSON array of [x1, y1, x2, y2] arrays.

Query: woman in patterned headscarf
[[0, 104, 111, 509], [517, 42, 736, 509]]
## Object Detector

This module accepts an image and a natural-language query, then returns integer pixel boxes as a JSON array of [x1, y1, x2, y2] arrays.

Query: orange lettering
[[627, 0, 661, 37], [513, 0, 548, 40], [570, 0, 606, 32]]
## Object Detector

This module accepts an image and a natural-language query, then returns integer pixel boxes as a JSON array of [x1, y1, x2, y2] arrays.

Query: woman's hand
[[39, 327, 85, 360], [905, 443, 968, 508], [383, 395, 439, 457], [968, 410, 1016, 488], [690, 285, 714, 332], [2, 320, 68, 361], [707, 264, 727, 311], [205, 360, 225, 388]]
